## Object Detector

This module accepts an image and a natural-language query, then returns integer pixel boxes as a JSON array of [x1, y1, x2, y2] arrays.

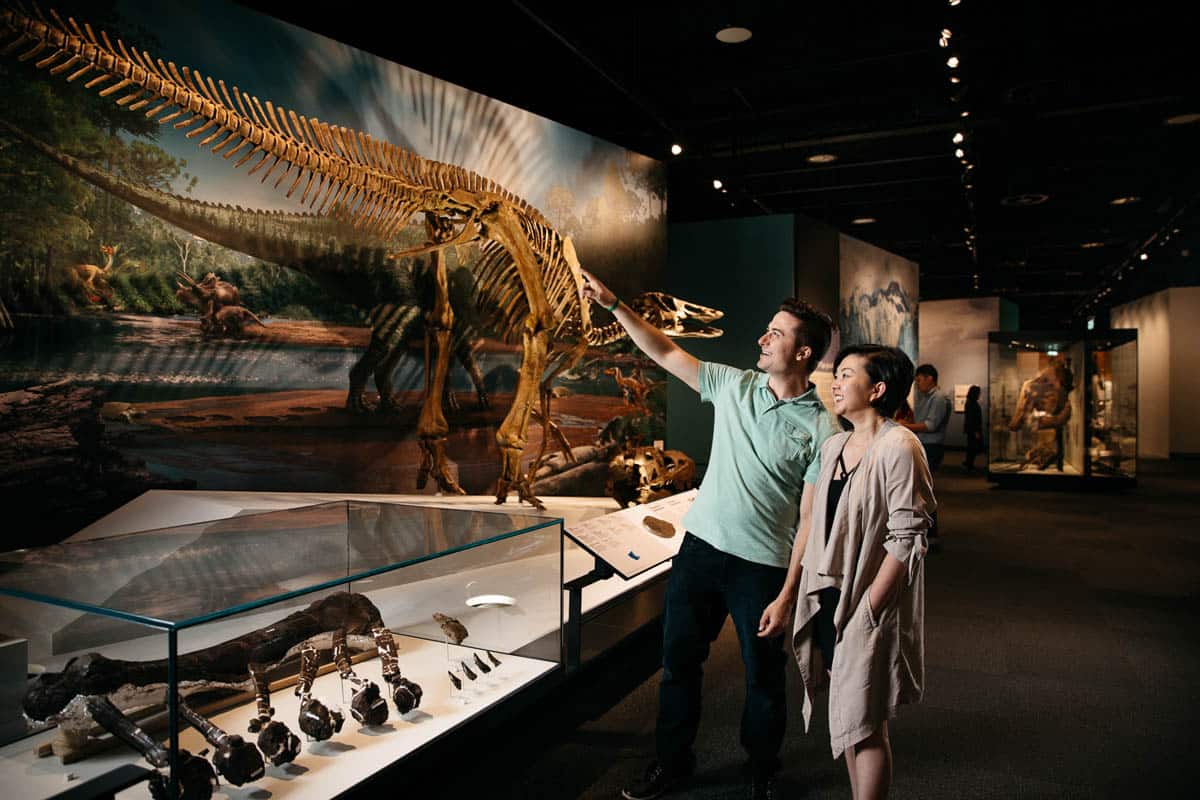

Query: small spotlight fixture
[[806, 153, 838, 164], [953, 132, 965, 144], [851, 217, 877, 225], [1110, 196, 1141, 206], [1139, 252, 1149, 261], [939, 28, 953, 48], [716, 26, 752, 44], [670, 143, 683, 156], [949, 0, 961, 6], [947, 56, 960, 68], [955, 148, 965, 158], [949, 75, 961, 84], [960, 110, 970, 118], [1080, 241, 1105, 249], [712, 178, 723, 190]]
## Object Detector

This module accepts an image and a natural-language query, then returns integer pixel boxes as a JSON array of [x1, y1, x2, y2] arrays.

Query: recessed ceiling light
[[716, 26, 752, 44], [851, 217, 877, 225], [1000, 193, 1050, 207], [960, 110, 970, 117], [953, 132, 965, 144], [1110, 196, 1141, 206], [670, 143, 683, 156], [955, 148, 965, 159], [1165, 113, 1200, 126], [1139, 252, 1149, 261], [712, 178, 723, 190], [949, 75, 961, 84], [1080, 241, 1106, 249], [807, 153, 838, 164], [947, 56, 960, 69]]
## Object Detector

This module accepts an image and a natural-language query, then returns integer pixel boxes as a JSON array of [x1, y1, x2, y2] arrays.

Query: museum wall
[[0, 0, 668, 544], [1166, 286, 1200, 455], [1112, 289, 1171, 458], [917, 297, 1002, 449], [667, 215, 796, 466]]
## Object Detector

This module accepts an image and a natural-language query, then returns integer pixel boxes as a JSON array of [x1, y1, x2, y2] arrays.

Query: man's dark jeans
[[656, 532, 788, 778]]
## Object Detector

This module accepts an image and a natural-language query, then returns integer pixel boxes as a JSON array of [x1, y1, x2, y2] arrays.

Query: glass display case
[[987, 330, 1137, 487], [0, 500, 564, 799]]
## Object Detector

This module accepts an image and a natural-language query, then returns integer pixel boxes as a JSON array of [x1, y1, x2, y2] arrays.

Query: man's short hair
[[778, 298, 834, 367], [915, 363, 938, 384], [834, 345, 915, 418]]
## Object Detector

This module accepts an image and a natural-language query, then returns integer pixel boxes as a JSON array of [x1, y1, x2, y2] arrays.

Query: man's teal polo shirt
[[681, 361, 840, 568]]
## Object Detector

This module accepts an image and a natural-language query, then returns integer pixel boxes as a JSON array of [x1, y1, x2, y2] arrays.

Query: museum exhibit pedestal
[[987, 331, 1138, 489]]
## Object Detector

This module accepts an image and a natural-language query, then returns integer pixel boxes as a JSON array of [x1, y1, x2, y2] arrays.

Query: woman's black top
[[816, 437, 858, 672]]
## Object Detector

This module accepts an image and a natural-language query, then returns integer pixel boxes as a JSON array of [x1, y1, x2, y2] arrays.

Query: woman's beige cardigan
[[791, 420, 935, 758]]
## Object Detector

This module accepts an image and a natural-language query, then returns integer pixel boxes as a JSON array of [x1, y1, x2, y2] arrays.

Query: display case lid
[[0, 500, 561, 630]]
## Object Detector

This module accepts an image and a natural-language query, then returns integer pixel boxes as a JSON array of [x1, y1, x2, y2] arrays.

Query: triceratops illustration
[[0, 5, 723, 508]]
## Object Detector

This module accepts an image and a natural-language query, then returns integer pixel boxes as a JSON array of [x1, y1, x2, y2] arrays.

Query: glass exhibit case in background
[[987, 331, 1137, 487], [0, 501, 564, 799]]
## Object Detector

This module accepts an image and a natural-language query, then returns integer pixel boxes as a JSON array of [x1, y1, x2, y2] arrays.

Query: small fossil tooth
[[487, 650, 502, 667], [460, 660, 478, 681], [447, 670, 462, 691], [473, 653, 491, 674]]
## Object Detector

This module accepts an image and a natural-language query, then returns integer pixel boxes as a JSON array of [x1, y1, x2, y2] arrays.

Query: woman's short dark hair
[[833, 344, 915, 418], [966, 384, 981, 403], [778, 298, 834, 366]]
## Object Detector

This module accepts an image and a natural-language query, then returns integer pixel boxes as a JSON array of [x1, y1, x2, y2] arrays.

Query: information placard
[[564, 489, 698, 579]]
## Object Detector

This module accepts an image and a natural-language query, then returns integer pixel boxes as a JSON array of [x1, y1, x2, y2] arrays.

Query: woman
[[962, 384, 983, 471], [791, 344, 935, 799]]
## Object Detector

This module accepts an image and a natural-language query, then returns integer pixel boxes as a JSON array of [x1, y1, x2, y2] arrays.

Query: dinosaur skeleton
[[0, 5, 723, 508]]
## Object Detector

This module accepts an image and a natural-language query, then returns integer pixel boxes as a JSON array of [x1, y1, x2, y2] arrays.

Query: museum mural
[[837, 233, 919, 365], [0, 1, 720, 545]]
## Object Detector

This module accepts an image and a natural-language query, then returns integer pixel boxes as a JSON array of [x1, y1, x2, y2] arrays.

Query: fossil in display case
[[433, 612, 469, 644], [460, 659, 478, 681], [177, 695, 265, 786], [642, 515, 677, 538], [447, 671, 463, 691], [473, 652, 492, 674], [1007, 358, 1074, 470], [295, 644, 345, 741], [372, 625, 424, 714], [333, 627, 389, 726], [23, 592, 382, 723], [81, 694, 218, 800], [246, 663, 301, 766], [487, 650, 502, 667]]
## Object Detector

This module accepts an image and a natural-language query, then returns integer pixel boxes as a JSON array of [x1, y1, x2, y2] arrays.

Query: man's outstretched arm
[[580, 268, 700, 392]]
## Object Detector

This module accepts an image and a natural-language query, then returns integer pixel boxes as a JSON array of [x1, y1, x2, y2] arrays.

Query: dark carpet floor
[[433, 460, 1200, 799]]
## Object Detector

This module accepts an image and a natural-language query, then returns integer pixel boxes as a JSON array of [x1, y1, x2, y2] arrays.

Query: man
[[899, 363, 950, 543], [580, 270, 839, 800]]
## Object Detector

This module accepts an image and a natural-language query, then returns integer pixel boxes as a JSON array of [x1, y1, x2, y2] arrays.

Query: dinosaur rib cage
[[0, 6, 552, 239]]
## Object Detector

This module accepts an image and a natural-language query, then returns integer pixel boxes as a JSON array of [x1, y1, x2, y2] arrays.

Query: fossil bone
[[246, 663, 300, 766], [177, 695, 265, 786], [333, 627, 388, 726], [473, 652, 491, 674], [295, 644, 344, 741], [371, 625, 423, 714], [433, 612, 468, 645]]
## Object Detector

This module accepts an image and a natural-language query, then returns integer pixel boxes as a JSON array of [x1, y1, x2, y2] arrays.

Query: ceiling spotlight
[[947, 56, 960, 69], [1165, 113, 1200, 126], [851, 217, 877, 225], [960, 110, 970, 118], [940, 29, 953, 47], [1110, 196, 1141, 206], [670, 143, 683, 156], [949, 75, 961, 84], [806, 153, 838, 164], [712, 178, 723, 190], [965, 183, 974, 189], [949, 0, 961, 6], [955, 148, 965, 158], [965, 162, 975, 170], [1080, 241, 1105, 249], [716, 26, 753, 44], [1139, 252, 1149, 261], [1000, 193, 1050, 207], [953, 132, 965, 144]]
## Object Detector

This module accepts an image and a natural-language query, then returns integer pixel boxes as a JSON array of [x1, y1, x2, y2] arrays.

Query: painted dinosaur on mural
[[0, 5, 723, 508]]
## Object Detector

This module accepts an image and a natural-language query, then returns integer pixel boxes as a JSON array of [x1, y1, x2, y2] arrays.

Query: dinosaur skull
[[630, 292, 724, 338], [607, 446, 697, 507]]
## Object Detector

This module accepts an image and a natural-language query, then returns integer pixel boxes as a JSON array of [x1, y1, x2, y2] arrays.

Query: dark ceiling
[[242, 0, 1197, 328]]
